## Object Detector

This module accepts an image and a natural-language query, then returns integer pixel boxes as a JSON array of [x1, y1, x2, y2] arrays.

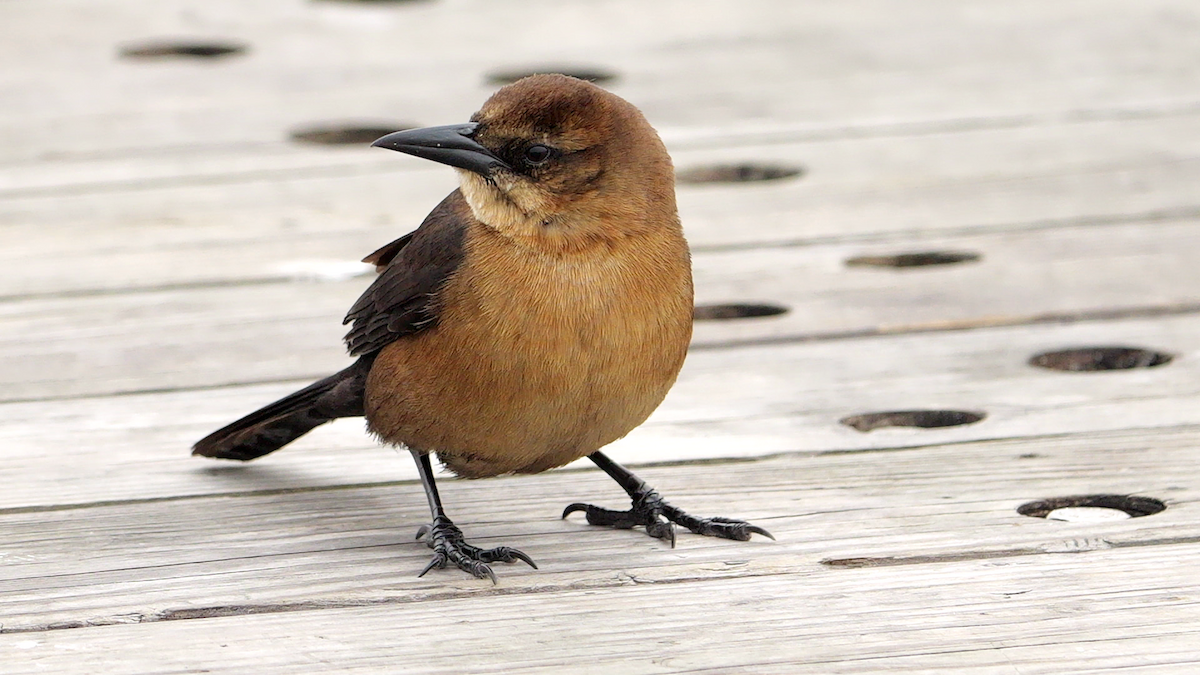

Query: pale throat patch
[[456, 169, 644, 255], [456, 170, 550, 240]]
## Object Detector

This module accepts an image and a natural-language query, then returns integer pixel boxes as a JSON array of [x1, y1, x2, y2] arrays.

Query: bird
[[193, 74, 771, 582]]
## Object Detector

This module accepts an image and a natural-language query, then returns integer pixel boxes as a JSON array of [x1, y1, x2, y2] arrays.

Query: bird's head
[[372, 74, 677, 253]]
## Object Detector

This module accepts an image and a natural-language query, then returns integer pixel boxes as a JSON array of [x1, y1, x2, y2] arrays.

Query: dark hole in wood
[[840, 410, 985, 432], [1018, 495, 1165, 519], [676, 164, 803, 184], [845, 251, 981, 269], [290, 124, 416, 146], [486, 67, 618, 85], [693, 303, 788, 321], [120, 41, 247, 60], [1029, 347, 1172, 372]]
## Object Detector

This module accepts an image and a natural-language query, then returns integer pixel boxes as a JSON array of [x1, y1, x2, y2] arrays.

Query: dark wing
[[361, 232, 414, 271], [343, 189, 471, 357]]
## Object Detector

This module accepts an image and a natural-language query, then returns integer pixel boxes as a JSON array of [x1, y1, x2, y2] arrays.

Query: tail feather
[[193, 356, 375, 461]]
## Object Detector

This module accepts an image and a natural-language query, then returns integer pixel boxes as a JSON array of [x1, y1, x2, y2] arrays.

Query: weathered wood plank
[[4, 0, 1200, 160], [3, 218, 1197, 401], [5, 1, 1199, 671], [2, 314, 1196, 508], [8, 111, 1200, 199], [1, 431, 1197, 671], [7, 115, 1200, 300], [5, 559, 1199, 674]]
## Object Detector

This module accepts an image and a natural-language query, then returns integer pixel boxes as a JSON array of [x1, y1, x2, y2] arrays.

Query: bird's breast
[[364, 223, 692, 478]]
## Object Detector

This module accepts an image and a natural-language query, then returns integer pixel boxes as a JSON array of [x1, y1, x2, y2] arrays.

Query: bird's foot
[[414, 516, 536, 583], [562, 483, 773, 547]]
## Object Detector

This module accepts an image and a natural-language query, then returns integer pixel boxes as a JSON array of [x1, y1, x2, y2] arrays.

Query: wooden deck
[[4, 0, 1200, 671]]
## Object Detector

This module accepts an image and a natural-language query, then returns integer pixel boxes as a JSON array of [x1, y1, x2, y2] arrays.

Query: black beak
[[371, 123, 511, 176]]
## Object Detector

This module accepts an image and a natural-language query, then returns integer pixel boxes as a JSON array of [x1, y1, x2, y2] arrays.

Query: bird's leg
[[562, 451, 774, 547], [410, 450, 536, 583]]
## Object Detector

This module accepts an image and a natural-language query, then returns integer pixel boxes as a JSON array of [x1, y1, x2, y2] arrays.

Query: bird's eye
[[523, 144, 552, 165]]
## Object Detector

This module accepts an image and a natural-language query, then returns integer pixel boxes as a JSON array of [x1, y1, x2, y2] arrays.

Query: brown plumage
[[194, 75, 770, 582]]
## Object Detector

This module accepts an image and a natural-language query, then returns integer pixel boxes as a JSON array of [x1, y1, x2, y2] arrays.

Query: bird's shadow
[[188, 461, 411, 499]]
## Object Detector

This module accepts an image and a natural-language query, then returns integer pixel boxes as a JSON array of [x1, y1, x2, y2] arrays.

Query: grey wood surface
[[3, 313, 1198, 510], [3, 0, 1200, 672], [3, 429, 1199, 672]]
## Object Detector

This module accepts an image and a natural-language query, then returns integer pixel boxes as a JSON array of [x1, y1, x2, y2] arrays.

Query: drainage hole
[[840, 410, 985, 432], [290, 123, 416, 146], [693, 303, 788, 321], [1029, 347, 1172, 372], [1018, 495, 1165, 520], [120, 41, 247, 60], [845, 251, 981, 269], [676, 164, 803, 184], [486, 66, 618, 85]]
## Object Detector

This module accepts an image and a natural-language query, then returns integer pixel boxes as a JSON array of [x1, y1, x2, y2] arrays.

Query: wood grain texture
[[5, 0, 1200, 671], [2, 313, 1196, 510], [5, 563, 1199, 675], [4, 0, 1200, 158], [3, 219, 1199, 402], [7, 115, 1200, 299], [2, 430, 1197, 672]]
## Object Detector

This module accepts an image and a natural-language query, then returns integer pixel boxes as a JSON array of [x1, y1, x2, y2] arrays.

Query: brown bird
[[194, 74, 771, 582]]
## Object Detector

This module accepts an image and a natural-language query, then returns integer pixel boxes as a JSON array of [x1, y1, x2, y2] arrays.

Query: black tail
[[193, 356, 376, 461]]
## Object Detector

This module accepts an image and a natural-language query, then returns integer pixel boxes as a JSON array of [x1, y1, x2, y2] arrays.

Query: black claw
[[648, 520, 676, 548], [513, 550, 538, 569], [564, 492, 771, 546], [561, 503, 588, 519], [564, 503, 641, 529], [562, 494, 675, 545], [453, 554, 495, 583], [568, 453, 773, 548], [414, 517, 535, 583], [745, 525, 776, 541], [703, 517, 774, 542], [417, 554, 442, 578], [477, 546, 538, 569]]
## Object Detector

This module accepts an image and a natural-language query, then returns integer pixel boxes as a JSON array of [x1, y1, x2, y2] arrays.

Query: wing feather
[[342, 190, 470, 356]]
